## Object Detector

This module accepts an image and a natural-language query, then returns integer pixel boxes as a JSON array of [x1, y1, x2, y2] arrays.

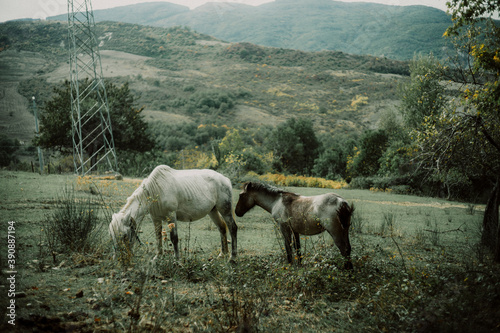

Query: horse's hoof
[[344, 261, 353, 270]]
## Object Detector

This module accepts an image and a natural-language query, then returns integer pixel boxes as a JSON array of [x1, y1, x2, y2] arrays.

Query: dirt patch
[[233, 105, 284, 127], [45, 50, 168, 83], [0, 82, 35, 143], [325, 69, 368, 77], [196, 40, 230, 47], [143, 110, 192, 124]]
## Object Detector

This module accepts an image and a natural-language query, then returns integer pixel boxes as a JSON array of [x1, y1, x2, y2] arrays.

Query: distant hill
[[0, 20, 409, 144], [48, 0, 452, 60], [50, 2, 189, 26]]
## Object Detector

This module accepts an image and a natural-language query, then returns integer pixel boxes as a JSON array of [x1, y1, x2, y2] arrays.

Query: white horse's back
[[146, 166, 232, 221]]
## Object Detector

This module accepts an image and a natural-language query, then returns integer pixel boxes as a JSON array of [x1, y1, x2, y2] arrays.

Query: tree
[[416, 0, 500, 261], [346, 130, 389, 179], [312, 133, 355, 180], [35, 80, 155, 156], [399, 54, 446, 129], [268, 117, 320, 175], [0, 135, 20, 166]]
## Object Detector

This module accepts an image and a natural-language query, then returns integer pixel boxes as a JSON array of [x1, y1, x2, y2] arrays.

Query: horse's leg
[[208, 208, 229, 257], [218, 204, 238, 260], [152, 217, 163, 259], [279, 223, 294, 264], [169, 215, 180, 260], [292, 231, 302, 264]]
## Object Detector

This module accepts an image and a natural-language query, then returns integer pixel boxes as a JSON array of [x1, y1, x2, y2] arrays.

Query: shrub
[[258, 173, 346, 189], [0, 135, 20, 166], [42, 187, 104, 254], [185, 89, 235, 114], [349, 175, 413, 191]]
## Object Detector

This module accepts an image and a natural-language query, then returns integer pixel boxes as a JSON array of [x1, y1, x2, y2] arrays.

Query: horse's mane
[[337, 201, 354, 229], [122, 165, 175, 213], [245, 182, 299, 200]]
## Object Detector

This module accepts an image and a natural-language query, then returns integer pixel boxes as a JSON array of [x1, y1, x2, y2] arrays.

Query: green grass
[[1, 170, 499, 332]]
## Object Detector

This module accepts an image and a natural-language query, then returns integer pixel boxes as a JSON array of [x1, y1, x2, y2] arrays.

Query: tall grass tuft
[[350, 205, 365, 234], [42, 186, 105, 255]]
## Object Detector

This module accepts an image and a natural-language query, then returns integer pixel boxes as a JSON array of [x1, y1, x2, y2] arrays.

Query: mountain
[[0, 20, 408, 145], [49, 2, 189, 26], [48, 0, 452, 60]]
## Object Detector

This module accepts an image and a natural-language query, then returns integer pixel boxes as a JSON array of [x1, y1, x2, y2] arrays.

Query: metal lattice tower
[[67, 0, 117, 175]]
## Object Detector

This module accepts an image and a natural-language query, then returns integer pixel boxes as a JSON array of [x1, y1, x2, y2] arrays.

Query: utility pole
[[67, 0, 118, 175], [32, 96, 44, 174]]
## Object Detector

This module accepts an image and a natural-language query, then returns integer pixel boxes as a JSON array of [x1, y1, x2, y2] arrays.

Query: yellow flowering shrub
[[257, 173, 346, 189]]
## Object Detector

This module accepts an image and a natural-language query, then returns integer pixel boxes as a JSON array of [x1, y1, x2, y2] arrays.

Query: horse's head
[[235, 182, 257, 217], [109, 211, 139, 256]]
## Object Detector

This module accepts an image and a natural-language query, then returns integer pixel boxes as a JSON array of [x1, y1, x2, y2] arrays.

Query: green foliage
[[35, 82, 72, 152], [36, 80, 155, 154], [42, 187, 103, 253], [151, 122, 228, 151], [117, 149, 175, 178], [378, 141, 414, 177], [268, 117, 320, 175], [312, 133, 355, 180], [399, 54, 446, 129], [184, 89, 235, 115], [223, 42, 409, 75], [93, 0, 453, 61], [347, 130, 389, 179], [0, 135, 20, 166], [0, 21, 67, 57], [107, 82, 155, 152], [413, 0, 500, 260]]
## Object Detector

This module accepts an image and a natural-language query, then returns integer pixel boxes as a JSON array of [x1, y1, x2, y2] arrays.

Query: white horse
[[109, 165, 238, 260]]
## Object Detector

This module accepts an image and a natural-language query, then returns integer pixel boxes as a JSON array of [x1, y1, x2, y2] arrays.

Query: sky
[[0, 0, 451, 23]]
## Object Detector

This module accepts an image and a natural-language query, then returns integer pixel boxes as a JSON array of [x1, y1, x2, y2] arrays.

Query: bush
[[185, 89, 235, 114], [0, 135, 20, 166], [42, 187, 104, 254], [349, 175, 413, 191], [258, 173, 347, 189]]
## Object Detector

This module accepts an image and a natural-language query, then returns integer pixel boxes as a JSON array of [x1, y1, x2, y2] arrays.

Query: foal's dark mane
[[245, 182, 299, 199], [337, 201, 355, 229]]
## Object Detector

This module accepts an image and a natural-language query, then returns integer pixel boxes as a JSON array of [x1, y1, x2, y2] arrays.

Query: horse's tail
[[337, 201, 354, 229]]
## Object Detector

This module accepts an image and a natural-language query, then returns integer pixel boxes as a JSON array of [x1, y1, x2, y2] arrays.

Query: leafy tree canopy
[[35, 80, 155, 154], [412, 0, 500, 260], [268, 117, 320, 175]]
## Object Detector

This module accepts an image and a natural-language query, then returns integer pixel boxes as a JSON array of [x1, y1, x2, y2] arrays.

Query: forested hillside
[[0, 19, 408, 181], [47, 0, 453, 60]]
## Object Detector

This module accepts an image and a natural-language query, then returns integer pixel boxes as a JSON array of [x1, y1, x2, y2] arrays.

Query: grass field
[[1, 170, 499, 332]]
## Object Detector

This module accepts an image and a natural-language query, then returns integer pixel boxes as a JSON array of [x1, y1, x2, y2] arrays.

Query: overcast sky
[[0, 0, 450, 23]]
